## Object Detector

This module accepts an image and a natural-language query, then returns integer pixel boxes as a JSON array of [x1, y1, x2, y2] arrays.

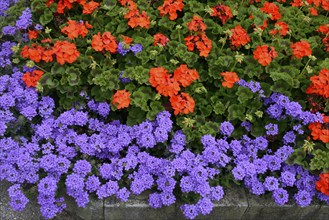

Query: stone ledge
[[1, 181, 328, 220], [242, 193, 321, 220]]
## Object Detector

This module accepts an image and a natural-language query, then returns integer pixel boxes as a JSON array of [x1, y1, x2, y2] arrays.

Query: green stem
[[34, 64, 48, 72], [258, 33, 263, 45], [220, 36, 227, 51], [178, 29, 181, 42], [299, 57, 311, 78], [230, 61, 238, 72]]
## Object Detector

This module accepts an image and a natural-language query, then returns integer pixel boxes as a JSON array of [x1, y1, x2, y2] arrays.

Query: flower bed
[[0, 0, 329, 219]]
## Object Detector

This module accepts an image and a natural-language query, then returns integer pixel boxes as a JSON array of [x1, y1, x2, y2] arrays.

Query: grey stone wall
[[66, 185, 328, 220], [1, 181, 328, 220]]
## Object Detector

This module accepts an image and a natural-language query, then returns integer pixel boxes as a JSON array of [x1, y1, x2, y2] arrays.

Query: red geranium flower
[[112, 90, 131, 109], [261, 2, 281, 20], [22, 70, 44, 87], [220, 72, 239, 88], [253, 45, 278, 66], [291, 40, 312, 58], [229, 25, 250, 47], [153, 33, 169, 46], [169, 92, 195, 115]]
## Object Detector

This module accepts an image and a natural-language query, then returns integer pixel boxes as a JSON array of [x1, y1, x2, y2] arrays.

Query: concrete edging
[[1, 181, 328, 220], [65, 186, 328, 220]]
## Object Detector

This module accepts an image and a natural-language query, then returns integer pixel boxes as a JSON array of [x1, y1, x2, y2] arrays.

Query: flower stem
[[299, 57, 311, 78]]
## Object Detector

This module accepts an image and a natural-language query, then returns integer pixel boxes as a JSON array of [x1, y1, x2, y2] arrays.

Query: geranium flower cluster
[[220, 71, 240, 88], [316, 172, 329, 196], [149, 65, 199, 115], [229, 25, 250, 48], [158, 0, 184, 21], [306, 68, 329, 99], [253, 45, 278, 66], [22, 69, 44, 87], [91, 32, 118, 53], [210, 3, 233, 25], [291, 40, 313, 59], [119, 0, 150, 29], [61, 20, 93, 39], [21, 40, 80, 65], [317, 24, 329, 52], [46, 0, 100, 14], [185, 16, 212, 57]]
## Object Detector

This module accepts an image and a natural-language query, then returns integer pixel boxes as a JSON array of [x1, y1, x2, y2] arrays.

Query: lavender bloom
[[285, 101, 303, 118], [232, 165, 245, 181], [8, 184, 29, 211], [171, 130, 186, 145], [266, 155, 282, 171], [280, 171, 296, 187], [9, 192, 29, 211], [294, 190, 312, 207], [138, 133, 156, 148], [0, 41, 16, 67], [265, 123, 278, 135], [160, 192, 176, 206], [181, 204, 198, 220], [275, 145, 293, 161], [35, 24, 43, 30], [264, 176, 279, 191], [117, 42, 130, 55], [38, 96, 55, 118], [210, 186, 224, 201], [229, 140, 242, 156], [253, 136, 268, 150], [283, 131, 296, 145], [149, 193, 163, 208], [116, 187, 130, 202], [130, 44, 143, 55], [0, 1, 10, 16], [153, 127, 169, 143], [15, 8, 32, 30], [220, 121, 234, 136], [85, 175, 101, 193], [73, 160, 92, 177], [180, 176, 194, 193], [201, 134, 217, 148], [317, 192, 329, 204], [2, 25, 16, 35], [241, 121, 252, 132], [251, 181, 265, 195], [130, 173, 153, 195], [156, 177, 176, 192], [202, 145, 220, 164], [65, 173, 85, 193], [267, 104, 283, 119], [119, 71, 131, 83], [253, 158, 267, 174], [277, 94, 290, 108], [273, 188, 289, 205], [196, 197, 213, 215], [38, 176, 58, 196]]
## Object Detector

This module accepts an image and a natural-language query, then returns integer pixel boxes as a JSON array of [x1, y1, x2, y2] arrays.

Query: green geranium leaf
[[236, 87, 253, 103], [228, 104, 245, 120], [39, 9, 53, 26]]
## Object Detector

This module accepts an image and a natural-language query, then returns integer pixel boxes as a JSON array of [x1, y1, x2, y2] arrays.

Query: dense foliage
[[1, 0, 329, 219]]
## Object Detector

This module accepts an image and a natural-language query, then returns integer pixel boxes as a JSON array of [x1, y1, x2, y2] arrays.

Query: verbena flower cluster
[[1, 0, 329, 220]]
